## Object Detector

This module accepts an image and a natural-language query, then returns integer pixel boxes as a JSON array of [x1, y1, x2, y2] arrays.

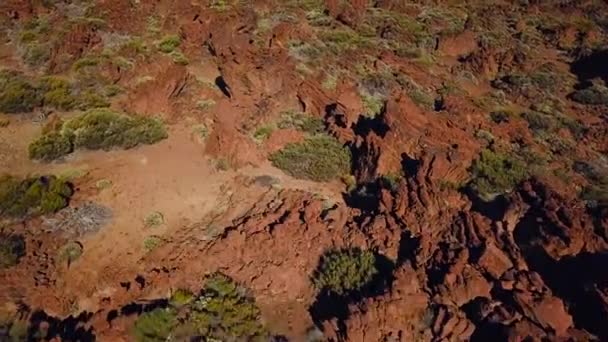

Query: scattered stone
[[43, 202, 112, 237]]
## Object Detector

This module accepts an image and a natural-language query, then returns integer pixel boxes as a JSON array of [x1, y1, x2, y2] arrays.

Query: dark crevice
[[215, 76, 232, 98], [514, 207, 608, 339]]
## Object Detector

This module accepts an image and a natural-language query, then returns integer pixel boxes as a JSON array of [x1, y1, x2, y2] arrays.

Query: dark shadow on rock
[[309, 253, 395, 338], [28, 310, 95, 342], [343, 182, 381, 215], [351, 111, 389, 138], [570, 49, 608, 84], [397, 230, 420, 266], [514, 207, 608, 339], [465, 188, 510, 222], [215, 76, 232, 98], [400, 153, 420, 177]]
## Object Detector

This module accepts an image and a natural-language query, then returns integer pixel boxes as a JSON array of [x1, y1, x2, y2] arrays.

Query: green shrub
[[490, 110, 513, 123], [379, 172, 402, 191], [29, 109, 168, 161], [77, 90, 111, 110], [23, 43, 50, 66], [0, 72, 40, 113], [360, 91, 385, 117], [469, 149, 528, 199], [521, 111, 555, 132], [133, 308, 177, 342], [277, 111, 324, 134], [169, 289, 195, 307], [253, 125, 274, 141], [312, 248, 378, 295], [158, 35, 181, 53], [73, 57, 100, 71], [184, 273, 268, 340], [144, 211, 164, 228], [58, 241, 83, 264], [19, 30, 37, 43], [39, 76, 76, 110], [0, 234, 25, 269], [170, 51, 189, 65], [571, 84, 608, 105], [28, 132, 73, 161], [269, 134, 351, 182], [132, 273, 268, 341], [0, 175, 73, 218], [143, 235, 162, 252]]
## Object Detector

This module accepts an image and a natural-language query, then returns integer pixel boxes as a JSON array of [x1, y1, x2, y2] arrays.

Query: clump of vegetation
[[28, 132, 73, 162], [133, 308, 176, 342], [0, 235, 26, 269], [132, 273, 268, 341], [39, 76, 76, 110], [144, 211, 164, 228], [58, 241, 83, 265], [269, 134, 351, 182], [312, 248, 378, 295], [468, 149, 528, 199], [360, 91, 385, 117], [490, 110, 514, 124], [143, 235, 162, 252], [0, 71, 41, 113], [379, 172, 402, 191], [0, 175, 73, 218], [169, 289, 195, 307], [277, 110, 325, 134], [571, 83, 608, 105], [170, 51, 189, 65], [521, 111, 556, 132], [196, 99, 216, 111], [29, 109, 168, 161], [158, 35, 181, 53], [253, 125, 274, 141]]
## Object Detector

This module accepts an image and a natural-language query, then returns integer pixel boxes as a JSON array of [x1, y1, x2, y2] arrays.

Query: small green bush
[[277, 111, 324, 134], [58, 241, 83, 264], [144, 211, 164, 228], [170, 51, 189, 65], [158, 35, 181, 53], [39, 76, 76, 110], [133, 308, 176, 342], [23, 43, 50, 66], [77, 90, 111, 110], [571, 84, 608, 105], [360, 91, 385, 117], [0, 175, 73, 218], [0, 234, 25, 269], [28, 132, 73, 161], [132, 273, 268, 341], [29, 109, 168, 161], [521, 111, 555, 132], [312, 248, 378, 295], [186, 273, 268, 340], [0, 71, 40, 113], [143, 235, 162, 252], [253, 125, 274, 141], [269, 134, 351, 182], [490, 110, 513, 124], [169, 289, 195, 307], [469, 149, 528, 199]]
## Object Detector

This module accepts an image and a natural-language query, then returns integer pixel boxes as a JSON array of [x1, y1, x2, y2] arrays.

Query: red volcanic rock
[[478, 242, 514, 279]]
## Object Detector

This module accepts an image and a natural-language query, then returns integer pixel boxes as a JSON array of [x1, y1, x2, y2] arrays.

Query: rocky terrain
[[0, 0, 607, 341]]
